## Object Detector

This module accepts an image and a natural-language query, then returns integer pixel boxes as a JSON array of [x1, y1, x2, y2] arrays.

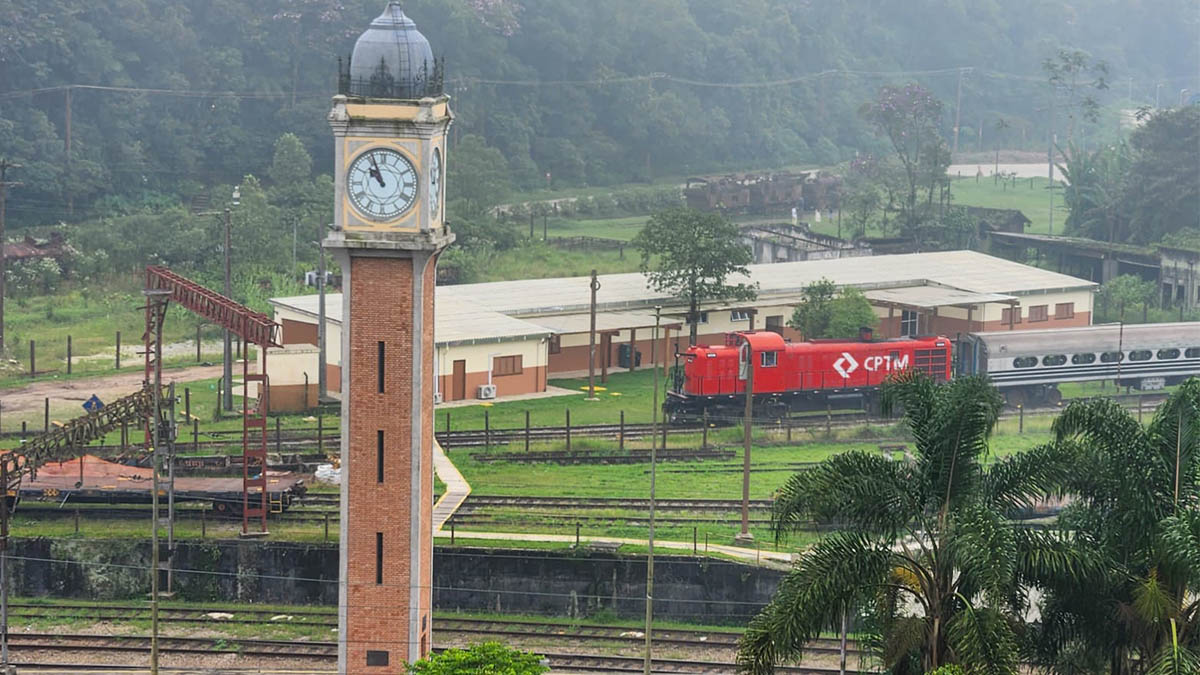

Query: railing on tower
[[337, 56, 445, 100]]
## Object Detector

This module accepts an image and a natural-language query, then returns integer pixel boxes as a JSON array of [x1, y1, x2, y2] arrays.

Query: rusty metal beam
[[145, 266, 281, 348]]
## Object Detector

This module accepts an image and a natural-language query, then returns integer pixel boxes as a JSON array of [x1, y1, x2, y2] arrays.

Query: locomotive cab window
[[760, 351, 778, 368], [1072, 353, 1096, 364], [1156, 348, 1181, 360], [1100, 351, 1124, 363], [1129, 350, 1152, 362], [1013, 356, 1038, 368], [1042, 354, 1067, 367]]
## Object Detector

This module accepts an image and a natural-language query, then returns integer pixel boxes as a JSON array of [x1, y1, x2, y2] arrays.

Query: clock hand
[[367, 153, 386, 187]]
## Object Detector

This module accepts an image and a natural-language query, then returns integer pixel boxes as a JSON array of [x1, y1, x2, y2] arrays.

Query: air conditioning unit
[[433, 392, 443, 404], [476, 384, 497, 400]]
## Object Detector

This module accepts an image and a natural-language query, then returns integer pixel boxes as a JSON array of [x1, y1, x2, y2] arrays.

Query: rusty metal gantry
[[144, 266, 281, 535]]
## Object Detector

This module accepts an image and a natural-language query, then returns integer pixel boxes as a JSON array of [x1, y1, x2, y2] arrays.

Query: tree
[[407, 641, 549, 674], [787, 279, 877, 340], [269, 133, 313, 188], [860, 83, 951, 249], [1121, 106, 1200, 245], [1030, 380, 1200, 674], [633, 208, 756, 345], [1097, 274, 1156, 322], [447, 135, 512, 219], [1057, 141, 1130, 243], [737, 373, 1079, 675], [1043, 49, 1109, 146]]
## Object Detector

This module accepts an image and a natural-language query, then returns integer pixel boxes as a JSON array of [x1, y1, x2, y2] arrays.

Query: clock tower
[[325, 3, 453, 671]]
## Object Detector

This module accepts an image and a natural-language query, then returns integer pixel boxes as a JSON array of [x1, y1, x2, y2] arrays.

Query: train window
[[1100, 351, 1124, 363], [1042, 354, 1067, 367], [1071, 353, 1096, 365], [1157, 348, 1181, 360], [760, 351, 778, 368], [1187, 348, 1200, 358], [1013, 356, 1038, 368], [1129, 350, 1152, 361]]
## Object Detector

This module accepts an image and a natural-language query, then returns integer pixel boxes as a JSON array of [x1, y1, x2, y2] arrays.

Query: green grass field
[[947, 174, 1063, 235]]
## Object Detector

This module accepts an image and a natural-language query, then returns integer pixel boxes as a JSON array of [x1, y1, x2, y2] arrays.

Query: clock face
[[347, 148, 418, 221], [429, 148, 442, 220]]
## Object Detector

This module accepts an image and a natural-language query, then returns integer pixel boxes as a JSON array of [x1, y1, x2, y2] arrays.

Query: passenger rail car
[[957, 322, 1200, 407], [664, 331, 952, 420]]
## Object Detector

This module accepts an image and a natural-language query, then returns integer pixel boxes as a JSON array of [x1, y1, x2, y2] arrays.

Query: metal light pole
[[586, 270, 600, 400], [643, 306, 661, 674], [222, 186, 240, 412], [736, 336, 754, 545], [317, 224, 328, 402]]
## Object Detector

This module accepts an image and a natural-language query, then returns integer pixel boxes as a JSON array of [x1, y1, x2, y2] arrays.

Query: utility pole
[[222, 206, 234, 412], [586, 270, 600, 400], [64, 87, 73, 217], [0, 160, 19, 355], [643, 306, 661, 675], [1047, 88, 1057, 236], [317, 223, 328, 402], [735, 336, 754, 545], [951, 68, 966, 156]]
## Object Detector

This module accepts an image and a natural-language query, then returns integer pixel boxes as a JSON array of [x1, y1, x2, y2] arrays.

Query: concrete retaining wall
[[10, 539, 781, 624]]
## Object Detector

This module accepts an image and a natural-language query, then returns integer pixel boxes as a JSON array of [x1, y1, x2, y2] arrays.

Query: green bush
[[407, 642, 548, 674], [927, 665, 966, 675]]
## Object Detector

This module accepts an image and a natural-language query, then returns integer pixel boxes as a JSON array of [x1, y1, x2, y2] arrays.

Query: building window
[[377, 341, 386, 393], [375, 532, 383, 585], [1001, 307, 1022, 325], [376, 430, 384, 483], [697, 311, 709, 324], [760, 351, 778, 368], [548, 335, 561, 354], [1029, 305, 1049, 322], [900, 310, 919, 337], [1054, 302, 1075, 319], [493, 355, 523, 376], [730, 310, 751, 322]]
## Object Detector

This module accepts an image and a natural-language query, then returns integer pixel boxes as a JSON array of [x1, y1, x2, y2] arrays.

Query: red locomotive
[[664, 329, 952, 420]]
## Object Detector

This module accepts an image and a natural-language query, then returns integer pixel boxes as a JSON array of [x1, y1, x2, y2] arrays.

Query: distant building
[[264, 250, 1096, 410]]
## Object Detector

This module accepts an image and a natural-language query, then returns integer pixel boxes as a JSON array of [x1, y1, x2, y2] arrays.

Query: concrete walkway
[[434, 384, 579, 409], [431, 441, 471, 533], [432, 528, 793, 569]]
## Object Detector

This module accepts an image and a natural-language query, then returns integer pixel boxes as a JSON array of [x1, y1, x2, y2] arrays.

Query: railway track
[[3, 604, 868, 672]]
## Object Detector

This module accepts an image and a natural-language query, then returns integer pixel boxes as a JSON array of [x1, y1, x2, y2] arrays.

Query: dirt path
[[0, 364, 233, 421]]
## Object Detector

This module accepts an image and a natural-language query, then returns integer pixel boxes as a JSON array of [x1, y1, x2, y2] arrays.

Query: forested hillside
[[1, 0, 1196, 228]]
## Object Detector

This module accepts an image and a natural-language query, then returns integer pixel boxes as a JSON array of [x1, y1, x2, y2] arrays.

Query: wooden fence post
[[524, 410, 530, 453], [565, 408, 571, 452], [115, 331, 121, 370], [66, 335, 72, 375]]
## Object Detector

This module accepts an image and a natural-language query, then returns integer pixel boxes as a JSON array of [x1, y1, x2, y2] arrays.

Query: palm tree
[[1030, 378, 1200, 674], [736, 373, 1080, 675]]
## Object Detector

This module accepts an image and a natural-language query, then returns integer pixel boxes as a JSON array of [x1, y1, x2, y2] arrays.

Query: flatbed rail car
[[957, 322, 1200, 408], [664, 330, 952, 421], [16, 455, 307, 517]]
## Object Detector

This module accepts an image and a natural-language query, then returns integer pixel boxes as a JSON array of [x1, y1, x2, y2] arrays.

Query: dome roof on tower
[[341, 2, 443, 100]]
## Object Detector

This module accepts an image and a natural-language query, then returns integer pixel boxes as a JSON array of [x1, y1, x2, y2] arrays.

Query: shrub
[[406, 642, 548, 674]]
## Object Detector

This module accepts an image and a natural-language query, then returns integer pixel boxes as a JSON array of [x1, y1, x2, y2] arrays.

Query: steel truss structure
[[144, 266, 281, 535]]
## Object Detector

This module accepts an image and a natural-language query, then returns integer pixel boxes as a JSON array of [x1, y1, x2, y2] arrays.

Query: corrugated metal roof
[[270, 291, 552, 346], [271, 251, 1094, 345], [436, 250, 1094, 317], [865, 286, 1016, 309]]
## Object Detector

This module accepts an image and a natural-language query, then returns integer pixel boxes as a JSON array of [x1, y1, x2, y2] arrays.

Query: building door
[[451, 360, 466, 401], [765, 315, 784, 335]]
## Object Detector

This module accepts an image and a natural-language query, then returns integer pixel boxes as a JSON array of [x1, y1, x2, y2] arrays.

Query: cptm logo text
[[832, 352, 910, 379]]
